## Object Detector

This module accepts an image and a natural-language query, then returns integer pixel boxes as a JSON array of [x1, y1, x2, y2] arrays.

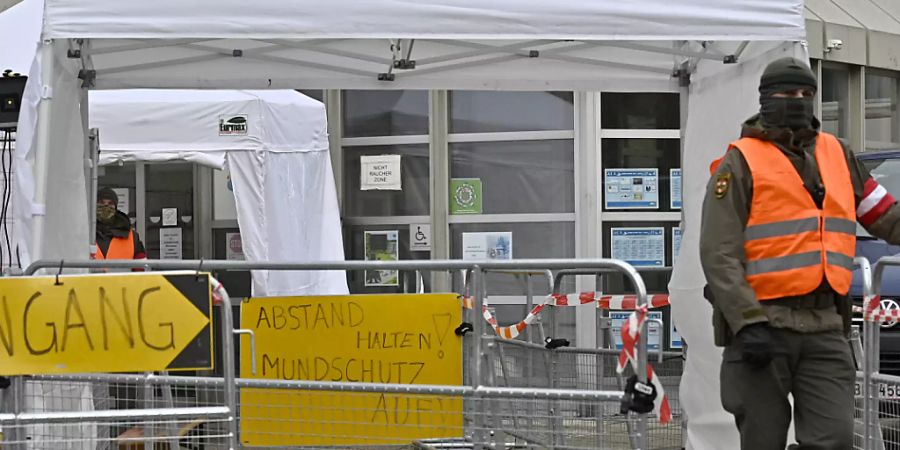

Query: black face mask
[[759, 96, 815, 131]]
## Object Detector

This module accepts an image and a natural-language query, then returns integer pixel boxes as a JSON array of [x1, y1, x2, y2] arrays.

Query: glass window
[[343, 144, 429, 216], [822, 67, 850, 139], [450, 140, 575, 214], [344, 225, 431, 294], [601, 93, 680, 129], [145, 163, 195, 259], [865, 73, 900, 151], [450, 222, 576, 295], [342, 90, 428, 137], [449, 91, 574, 133], [601, 139, 680, 212]]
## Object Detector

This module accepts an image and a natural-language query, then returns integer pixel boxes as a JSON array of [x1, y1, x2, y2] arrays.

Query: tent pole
[[30, 38, 55, 262]]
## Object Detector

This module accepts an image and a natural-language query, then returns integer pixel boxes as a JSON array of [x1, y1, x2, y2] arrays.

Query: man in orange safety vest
[[701, 57, 900, 449]]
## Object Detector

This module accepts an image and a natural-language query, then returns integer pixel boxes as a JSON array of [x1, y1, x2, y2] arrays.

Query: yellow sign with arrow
[[0, 272, 213, 375]]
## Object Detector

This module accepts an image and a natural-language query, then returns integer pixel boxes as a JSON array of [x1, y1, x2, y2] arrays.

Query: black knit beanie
[[97, 187, 119, 207], [759, 57, 817, 97]]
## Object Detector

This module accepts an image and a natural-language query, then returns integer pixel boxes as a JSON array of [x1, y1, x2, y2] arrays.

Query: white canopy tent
[[89, 89, 348, 297], [12, 1, 808, 448]]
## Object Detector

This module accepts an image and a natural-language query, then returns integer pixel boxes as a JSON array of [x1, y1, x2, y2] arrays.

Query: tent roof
[[34, 0, 805, 90], [43, 0, 805, 41], [90, 90, 327, 166]]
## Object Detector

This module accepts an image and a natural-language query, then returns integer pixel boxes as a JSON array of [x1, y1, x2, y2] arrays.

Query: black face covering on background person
[[97, 204, 116, 223], [759, 96, 815, 131]]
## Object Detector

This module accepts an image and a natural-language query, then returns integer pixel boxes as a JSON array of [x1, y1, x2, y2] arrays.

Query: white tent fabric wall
[[14, 39, 90, 271], [669, 41, 808, 450], [87, 89, 349, 296], [11, 39, 96, 450], [228, 150, 347, 297]]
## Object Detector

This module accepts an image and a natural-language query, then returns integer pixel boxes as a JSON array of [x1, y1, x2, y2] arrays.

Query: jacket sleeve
[[132, 229, 147, 259], [700, 149, 768, 334], [843, 141, 900, 244]]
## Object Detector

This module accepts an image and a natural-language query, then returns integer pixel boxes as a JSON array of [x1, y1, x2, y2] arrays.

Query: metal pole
[[142, 373, 154, 450], [471, 265, 487, 449], [861, 257, 875, 450], [625, 264, 650, 450], [29, 39, 55, 263], [27, 258, 663, 275], [9, 377, 25, 450], [212, 277, 239, 449], [88, 129, 99, 259]]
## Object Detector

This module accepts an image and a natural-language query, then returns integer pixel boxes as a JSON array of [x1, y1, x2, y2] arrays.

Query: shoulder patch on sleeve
[[715, 173, 732, 199]]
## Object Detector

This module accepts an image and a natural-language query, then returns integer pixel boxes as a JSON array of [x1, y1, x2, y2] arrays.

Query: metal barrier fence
[[853, 255, 900, 450], [16, 258, 679, 449]]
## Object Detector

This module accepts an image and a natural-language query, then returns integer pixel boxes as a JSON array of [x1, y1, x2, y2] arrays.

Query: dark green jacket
[[700, 115, 900, 345]]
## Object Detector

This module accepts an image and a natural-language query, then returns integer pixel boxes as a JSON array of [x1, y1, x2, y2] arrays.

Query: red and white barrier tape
[[599, 294, 670, 310], [482, 303, 545, 340], [616, 304, 672, 424], [853, 298, 900, 323], [462, 293, 671, 339]]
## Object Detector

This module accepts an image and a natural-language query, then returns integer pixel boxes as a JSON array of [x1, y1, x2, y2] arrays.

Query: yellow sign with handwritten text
[[0, 272, 213, 375], [240, 294, 463, 447]]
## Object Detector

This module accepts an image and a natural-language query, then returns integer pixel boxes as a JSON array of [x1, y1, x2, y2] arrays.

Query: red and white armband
[[858, 178, 897, 227]]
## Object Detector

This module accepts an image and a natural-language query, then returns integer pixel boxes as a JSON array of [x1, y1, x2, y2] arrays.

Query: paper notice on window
[[162, 208, 178, 226], [604, 169, 659, 209], [160, 227, 183, 260], [672, 227, 682, 262], [670, 168, 682, 209], [462, 232, 512, 260], [360, 155, 402, 191], [611, 311, 663, 350], [611, 227, 664, 267], [364, 230, 399, 286], [111, 188, 130, 214], [225, 232, 244, 260]]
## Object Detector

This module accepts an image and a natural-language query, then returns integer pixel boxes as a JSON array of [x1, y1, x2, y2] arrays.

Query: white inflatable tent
[[89, 89, 349, 297], [13, 1, 807, 448]]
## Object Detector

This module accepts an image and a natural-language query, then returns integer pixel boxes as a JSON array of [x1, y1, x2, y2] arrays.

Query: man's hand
[[737, 322, 774, 368]]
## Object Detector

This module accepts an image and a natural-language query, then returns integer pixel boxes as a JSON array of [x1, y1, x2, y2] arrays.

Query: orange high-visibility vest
[[96, 230, 135, 260], [730, 133, 856, 300]]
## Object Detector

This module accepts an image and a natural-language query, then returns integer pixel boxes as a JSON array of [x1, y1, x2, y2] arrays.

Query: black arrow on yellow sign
[[0, 272, 214, 375]]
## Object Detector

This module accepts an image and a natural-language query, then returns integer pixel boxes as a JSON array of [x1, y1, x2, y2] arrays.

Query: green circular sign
[[455, 183, 477, 208]]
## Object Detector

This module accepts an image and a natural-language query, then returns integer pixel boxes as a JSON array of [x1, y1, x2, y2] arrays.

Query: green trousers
[[720, 328, 855, 450]]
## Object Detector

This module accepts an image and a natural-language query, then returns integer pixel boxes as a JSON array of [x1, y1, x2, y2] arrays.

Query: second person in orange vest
[[96, 187, 146, 260], [701, 57, 900, 449]]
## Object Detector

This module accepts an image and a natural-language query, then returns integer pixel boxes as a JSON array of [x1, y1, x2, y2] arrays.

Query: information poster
[[364, 231, 399, 286], [160, 227, 183, 260], [611, 311, 663, 350], [450, 178, 483, 214], [225, 232, 245, 260], [611, 228, 664, 267], [111, 188, 130, 214], [672, 227, 682, 262], [360, 155, 402, 191], [604, 169, 659, 209], [670, 168, 682, 209], [162, 207, 178, 226], [462, 232, 512, 260]]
